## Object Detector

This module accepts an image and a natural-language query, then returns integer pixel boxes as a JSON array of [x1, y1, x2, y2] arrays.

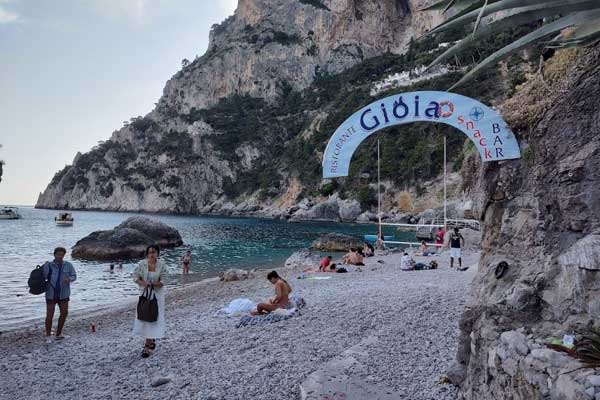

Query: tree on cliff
[[424, 0, 600, 88]]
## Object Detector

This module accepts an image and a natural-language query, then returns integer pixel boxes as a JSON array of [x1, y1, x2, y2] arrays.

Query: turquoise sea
[[0, 207, 413, 329]]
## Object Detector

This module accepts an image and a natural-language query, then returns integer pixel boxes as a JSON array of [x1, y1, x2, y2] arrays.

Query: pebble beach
[[0, 249, 479, 400]]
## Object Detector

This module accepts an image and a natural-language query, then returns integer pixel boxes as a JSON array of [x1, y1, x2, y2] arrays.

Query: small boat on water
[[55, 212, 74, 226], [0, 207, 21, 220]]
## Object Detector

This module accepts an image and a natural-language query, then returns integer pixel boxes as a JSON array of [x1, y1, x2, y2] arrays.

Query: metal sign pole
[[444, 133, 447, 230]]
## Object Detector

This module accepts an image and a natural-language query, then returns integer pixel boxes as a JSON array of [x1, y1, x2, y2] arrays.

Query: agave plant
[[546, 328, 600, 367], [422, 0, 600, 89], [575, 327, 600, 366]]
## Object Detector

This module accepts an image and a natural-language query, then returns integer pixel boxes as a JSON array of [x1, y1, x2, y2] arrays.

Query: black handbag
[[137, 285, 159, 322]]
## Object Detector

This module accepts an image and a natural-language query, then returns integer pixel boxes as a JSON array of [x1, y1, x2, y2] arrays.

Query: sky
[[0, 0, 238, 205]]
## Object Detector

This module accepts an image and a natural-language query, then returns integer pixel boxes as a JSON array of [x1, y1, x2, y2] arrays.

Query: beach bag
[[137, 286, 159, 322], [28, 264, 50, 295]]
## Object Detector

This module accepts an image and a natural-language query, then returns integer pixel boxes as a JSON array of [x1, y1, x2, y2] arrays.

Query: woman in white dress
[[132, 245, 167, 358]]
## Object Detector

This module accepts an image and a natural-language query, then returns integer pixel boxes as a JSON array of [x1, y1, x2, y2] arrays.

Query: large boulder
[[311, 233, 363, 252], [72, 216, 183, 261], [219, 268, 253, 282], [356, 211, 377, 223], [338, 199, 361, 222], [290, 195, 363, 222], [285, 249, 321, 269]]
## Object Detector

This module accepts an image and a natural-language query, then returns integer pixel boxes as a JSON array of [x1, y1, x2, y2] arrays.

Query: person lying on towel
[[251, 271, 292, 316]]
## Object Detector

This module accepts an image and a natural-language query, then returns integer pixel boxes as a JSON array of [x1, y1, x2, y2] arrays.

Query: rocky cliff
[[449, 46, 600, 399], [37, 0, 463, 219]]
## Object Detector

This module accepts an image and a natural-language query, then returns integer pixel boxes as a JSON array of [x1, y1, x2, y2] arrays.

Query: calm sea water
[[0, 207, 412, 330]]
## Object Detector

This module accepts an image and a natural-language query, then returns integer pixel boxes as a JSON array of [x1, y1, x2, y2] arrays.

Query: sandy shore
[[0, 249, 479, 400]]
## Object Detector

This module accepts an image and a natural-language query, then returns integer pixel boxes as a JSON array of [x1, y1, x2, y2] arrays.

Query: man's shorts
[[46, 298, 69, 305], [450, 248, 462, 259]]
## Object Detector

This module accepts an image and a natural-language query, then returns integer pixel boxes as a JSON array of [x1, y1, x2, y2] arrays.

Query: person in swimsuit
[[304, 263, 337, 273], [363, 243, 375, 257], [182, 250, 192, 275], [342, 248, 365, 266], [251, 271, 292, 315], [319, 255, 332, 272]]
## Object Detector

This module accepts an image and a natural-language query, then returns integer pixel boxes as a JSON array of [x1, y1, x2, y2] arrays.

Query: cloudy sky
[[0, 0, 237, 205]]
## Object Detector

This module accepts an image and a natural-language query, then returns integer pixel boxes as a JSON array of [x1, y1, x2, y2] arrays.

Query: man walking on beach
[[43, 247, 77, 343], [448, 228, 465, 270]]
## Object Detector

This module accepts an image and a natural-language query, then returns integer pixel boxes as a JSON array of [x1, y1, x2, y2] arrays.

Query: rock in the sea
[[220, 268, 253, 282], [356, 211, 377, 223], [71, 217, 183, 261], [311, 233, 363, 252], [290, 195, 362, 222], [285, 249, 321, 269]]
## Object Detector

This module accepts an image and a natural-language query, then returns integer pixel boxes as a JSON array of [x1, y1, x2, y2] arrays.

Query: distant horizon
[[0, 0, 237, 205]]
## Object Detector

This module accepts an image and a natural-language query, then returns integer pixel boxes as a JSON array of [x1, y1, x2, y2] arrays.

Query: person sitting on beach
[[251, 271, 292, 315], [355, 248, 365, 265], [341, 248, 356, 265], [182, 250, 192, 275], [418, 241, 435, 256], [400, 252, 415, 271], [342, 248, 364, 266], [363, 243, 374, 257], [43, 247, 77, 343], [319, 255, 332, 272]]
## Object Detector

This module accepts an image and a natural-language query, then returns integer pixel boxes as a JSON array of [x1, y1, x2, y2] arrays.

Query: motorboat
[[0, 207, 21, 220], [55, 212, 74, 226]]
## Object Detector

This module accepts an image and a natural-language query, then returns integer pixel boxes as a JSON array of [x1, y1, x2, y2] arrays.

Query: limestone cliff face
[[451, 46, 600, 399], [160, 0, 414, 114], [36, 0, 442, 215]]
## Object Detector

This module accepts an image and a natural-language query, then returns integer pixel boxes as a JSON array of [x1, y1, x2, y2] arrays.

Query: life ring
[[439, 100, 454, 118], [495, 261, 509, 279]]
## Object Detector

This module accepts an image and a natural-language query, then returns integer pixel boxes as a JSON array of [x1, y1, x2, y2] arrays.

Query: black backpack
[[28, 264, 50, 295]]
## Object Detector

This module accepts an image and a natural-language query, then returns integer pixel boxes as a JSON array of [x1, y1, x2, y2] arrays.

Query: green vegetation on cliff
[[182, 24, 535, 205]]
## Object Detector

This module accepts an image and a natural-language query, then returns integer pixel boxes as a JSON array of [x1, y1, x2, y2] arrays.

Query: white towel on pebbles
[[218, 298, 257, 316]]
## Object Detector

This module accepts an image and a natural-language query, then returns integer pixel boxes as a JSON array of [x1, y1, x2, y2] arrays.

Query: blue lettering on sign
[[360, 108, 380, 130], [322, 91, 522, 179], [393, 97, 409, 119], [425, 102, 440, 118], [414, 96, 420, 117]]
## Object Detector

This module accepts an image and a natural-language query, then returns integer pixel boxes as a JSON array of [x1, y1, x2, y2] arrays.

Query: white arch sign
[[322, 91, 521, 178]]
